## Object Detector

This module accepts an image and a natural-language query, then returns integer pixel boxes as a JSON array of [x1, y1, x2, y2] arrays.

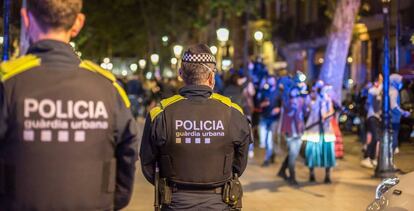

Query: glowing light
[[106, 63, 113, 70], [100, 63, 107, 69], [299, 74, 307, 82], [216, 28, 230, 43], [162, 36, 169, 43], [121, 70, 128, 76], [150, 54, 160, 65], [318, 58, 324, 64], [103, 57, 110, 64], [146, 72, 153, 80], [0, 36, 3, 45], [130, 63, 138, 72], [348, 79, 354, 85], [139, 59, 147, 69], [347, 57, 353, 63], [69, 42, 76, 48], [210, 46, 218, 55], [76, 51, 82, 57], [173, 45, 183, 58], [171, 58, 178, 65], [222, 59, 232, 71], [254, 31, 264, 42]]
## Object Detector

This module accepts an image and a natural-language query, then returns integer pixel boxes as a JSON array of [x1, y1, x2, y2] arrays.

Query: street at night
[[1, 0, 414, 211]]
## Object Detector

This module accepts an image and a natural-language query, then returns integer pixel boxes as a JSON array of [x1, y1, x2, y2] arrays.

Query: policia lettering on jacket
[[140, 44, 252, 211]]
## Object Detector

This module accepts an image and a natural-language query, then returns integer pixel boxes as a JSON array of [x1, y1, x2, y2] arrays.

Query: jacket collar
[[179, 85, 213, 99], [27, 39, 81, 65]]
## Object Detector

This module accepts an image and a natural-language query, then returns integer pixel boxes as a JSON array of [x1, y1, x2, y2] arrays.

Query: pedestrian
[[277, 87, 306, 185], [302, 85, 336, 183], [140, 44, 252, 211], [256, 75, 281, 166], [390, 73, 411, 155], [0, 0, 139, 210], [361, 77, 383, 169]]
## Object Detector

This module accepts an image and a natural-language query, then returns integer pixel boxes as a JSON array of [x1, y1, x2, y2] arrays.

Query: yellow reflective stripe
[[150, 106, 163, 121], [1, 55, 41, 82], [231, 103, 244, 115], [150, 95, 186, 121], [79, 60, 116, 82], [210, 93, 244, 115], [113, 82, 131, 108], [79, 60, 130, 108], [210, 93, 232, 107], [160, 95, 185, 109]]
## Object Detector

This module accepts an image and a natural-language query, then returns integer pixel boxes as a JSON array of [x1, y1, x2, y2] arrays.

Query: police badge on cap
[[182, 44, 216, 65]]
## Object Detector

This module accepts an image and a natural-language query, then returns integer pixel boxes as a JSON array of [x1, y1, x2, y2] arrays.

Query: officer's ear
[[70, 13, 85, 38]]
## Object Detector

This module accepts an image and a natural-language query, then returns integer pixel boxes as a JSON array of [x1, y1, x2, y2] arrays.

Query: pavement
[[124, 118, 414, 211]]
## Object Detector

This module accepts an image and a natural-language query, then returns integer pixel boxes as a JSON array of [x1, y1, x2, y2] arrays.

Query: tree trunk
[[231, 14, 246, 69], [319, 0, 360, 103]]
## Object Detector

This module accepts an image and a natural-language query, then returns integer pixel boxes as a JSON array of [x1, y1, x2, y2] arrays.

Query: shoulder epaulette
[[0, 54, 41, 82], [210, 93, 244, 115], [149, 95, 186, 121], [79, 60, 131, 108]]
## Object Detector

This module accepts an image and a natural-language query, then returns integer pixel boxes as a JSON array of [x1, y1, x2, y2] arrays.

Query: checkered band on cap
[[182, 53, 216, 64]]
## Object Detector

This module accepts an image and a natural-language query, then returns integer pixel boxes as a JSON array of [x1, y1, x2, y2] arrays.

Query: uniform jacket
[[0, 40, 139, 210], [140, 85, 251, 187]]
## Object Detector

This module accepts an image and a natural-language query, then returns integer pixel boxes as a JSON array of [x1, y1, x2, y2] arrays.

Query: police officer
[[0, 0, 138, 210], [140, 44, 252, 210]]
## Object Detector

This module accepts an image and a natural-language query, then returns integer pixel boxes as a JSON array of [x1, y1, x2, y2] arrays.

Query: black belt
[[172, 185, 223, 194]]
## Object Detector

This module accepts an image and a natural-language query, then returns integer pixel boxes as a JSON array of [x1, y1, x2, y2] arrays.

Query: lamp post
[[376, 0, 395, 178], [2, 0, 11, 61], [216, 27, 229, 71]]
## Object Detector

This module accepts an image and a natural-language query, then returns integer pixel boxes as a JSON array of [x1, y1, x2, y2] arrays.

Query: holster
[[159, 178, 172, 205], [222, 174, 243, 209]]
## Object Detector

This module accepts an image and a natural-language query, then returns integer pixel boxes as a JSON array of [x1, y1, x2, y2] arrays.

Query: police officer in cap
[[140, 44, 252, 210], [0, 0, 138, 210]]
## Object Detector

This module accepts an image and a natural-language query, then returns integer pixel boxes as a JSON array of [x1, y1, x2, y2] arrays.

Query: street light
[[376, 0, 395, 178], [171, 57, 178, 65], [162, 36, 169, 43], [69, 41, 76, 48], [139, 59, 147, 70], [150, 54, 159, 66], [216, 28, 230, 43], [173, 45, 183, 58], [130, 63, 138, 72], [210, 46, 218, 55], [254, 31, 264, 42]]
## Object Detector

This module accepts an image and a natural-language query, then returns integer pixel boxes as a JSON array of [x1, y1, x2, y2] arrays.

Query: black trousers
[[366, 116, 382, 160], [162, 192, 230, 211]]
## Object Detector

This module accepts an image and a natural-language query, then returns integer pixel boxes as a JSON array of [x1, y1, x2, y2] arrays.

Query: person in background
[[361, 76, 382, 169], [257, 75, 281, 167], [303, 85, 336, 184], [277, 87, 306, 185], [389, 73, 411, 154]]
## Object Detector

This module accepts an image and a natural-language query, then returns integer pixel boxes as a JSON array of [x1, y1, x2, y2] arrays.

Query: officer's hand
[[403, 111, 411, 118]]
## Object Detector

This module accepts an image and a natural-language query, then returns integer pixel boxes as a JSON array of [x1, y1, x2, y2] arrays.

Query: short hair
[[27, 0, 83, 32], [180, 44, 215, 85]]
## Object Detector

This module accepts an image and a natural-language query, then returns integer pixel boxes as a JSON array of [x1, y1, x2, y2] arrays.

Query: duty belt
[[171, 184, 223, 194]]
